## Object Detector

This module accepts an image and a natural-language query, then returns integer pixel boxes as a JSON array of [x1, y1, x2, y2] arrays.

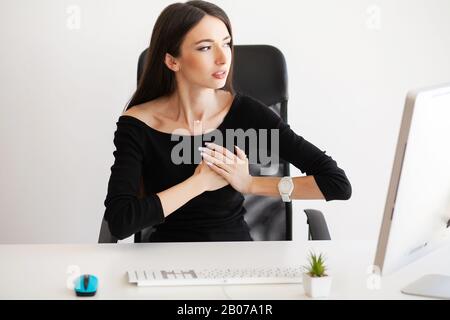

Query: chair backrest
[[228, 45, 291, 240], [99, 45, 292, 243]]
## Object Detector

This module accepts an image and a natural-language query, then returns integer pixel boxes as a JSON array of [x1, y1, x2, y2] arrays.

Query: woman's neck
[[167, 89, 223, 127]]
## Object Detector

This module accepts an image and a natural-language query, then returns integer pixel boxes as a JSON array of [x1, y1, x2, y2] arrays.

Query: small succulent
[[303, 251, 328, 277]]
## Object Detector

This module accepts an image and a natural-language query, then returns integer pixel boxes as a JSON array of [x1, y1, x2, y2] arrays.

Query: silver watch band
[[281, 194, 291, 202]]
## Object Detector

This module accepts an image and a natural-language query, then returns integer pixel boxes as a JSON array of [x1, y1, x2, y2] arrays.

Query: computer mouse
[[74, 274, 98, 297]]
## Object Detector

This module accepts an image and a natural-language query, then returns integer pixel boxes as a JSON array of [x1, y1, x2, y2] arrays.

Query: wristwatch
[[278, 176, 294, 202]]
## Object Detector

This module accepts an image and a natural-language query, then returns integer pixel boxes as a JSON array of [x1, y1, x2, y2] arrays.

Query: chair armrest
[[98, 218, 119, 243], [304, 209, 331, 240]]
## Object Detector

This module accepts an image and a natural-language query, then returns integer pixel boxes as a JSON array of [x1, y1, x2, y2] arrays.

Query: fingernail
[[198, 147, 204, 151], [206, 161, 212, 166]]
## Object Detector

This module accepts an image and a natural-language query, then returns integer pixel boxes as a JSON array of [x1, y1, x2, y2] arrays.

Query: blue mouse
[[74, 274, 98, 297]]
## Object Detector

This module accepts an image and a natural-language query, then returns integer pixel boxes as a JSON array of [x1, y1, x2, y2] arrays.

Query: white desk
[[0, 240, 449, 300]]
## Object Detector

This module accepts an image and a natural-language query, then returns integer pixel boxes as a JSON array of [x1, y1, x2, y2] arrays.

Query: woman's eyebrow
[[194, 36, 231, 45]]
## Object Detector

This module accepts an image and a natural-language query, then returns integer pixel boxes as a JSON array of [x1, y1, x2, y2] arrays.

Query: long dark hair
[[125, 0, 235, 112]]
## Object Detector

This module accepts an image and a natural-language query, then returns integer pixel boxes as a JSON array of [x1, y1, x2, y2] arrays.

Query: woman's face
[[166, 15, 232, 90]]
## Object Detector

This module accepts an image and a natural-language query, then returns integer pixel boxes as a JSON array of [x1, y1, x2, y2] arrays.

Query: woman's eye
[[198, 43, 231, 52]]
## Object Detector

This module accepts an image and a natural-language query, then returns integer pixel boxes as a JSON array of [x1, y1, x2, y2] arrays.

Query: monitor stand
[[402, 274, 450, 299]]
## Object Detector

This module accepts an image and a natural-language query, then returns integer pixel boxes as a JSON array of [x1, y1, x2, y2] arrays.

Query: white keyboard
[[127, 266, 303, 286]]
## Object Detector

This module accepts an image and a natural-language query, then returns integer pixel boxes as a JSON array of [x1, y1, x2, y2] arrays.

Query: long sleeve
[[103, 119, 165, 240], [248, 97, 352, 201]]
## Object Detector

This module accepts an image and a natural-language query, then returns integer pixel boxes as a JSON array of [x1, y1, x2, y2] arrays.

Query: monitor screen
[[374, 83, 450, 276]]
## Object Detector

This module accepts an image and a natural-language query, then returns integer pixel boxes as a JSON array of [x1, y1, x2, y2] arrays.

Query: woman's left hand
[[199, 142, 253, 194]]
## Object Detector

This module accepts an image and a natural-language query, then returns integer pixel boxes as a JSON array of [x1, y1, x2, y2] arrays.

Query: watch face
[[279, 181, 292, 193]]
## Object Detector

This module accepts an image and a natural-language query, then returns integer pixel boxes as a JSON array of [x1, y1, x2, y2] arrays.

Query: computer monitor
[[374, 82, 450, 299]]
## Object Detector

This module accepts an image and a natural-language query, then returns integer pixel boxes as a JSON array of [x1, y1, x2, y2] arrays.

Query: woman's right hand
[[193, 160, 229, 192]]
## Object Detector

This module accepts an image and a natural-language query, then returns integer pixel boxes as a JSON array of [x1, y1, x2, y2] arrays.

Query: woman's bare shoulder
[[121, 98, 166, 127]]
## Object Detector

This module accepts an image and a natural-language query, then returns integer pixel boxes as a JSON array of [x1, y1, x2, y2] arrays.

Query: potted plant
[[302, 251, 332, 298]]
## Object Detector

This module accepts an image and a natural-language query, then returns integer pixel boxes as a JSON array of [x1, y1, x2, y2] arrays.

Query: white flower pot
[[302, 273, 332, 298]]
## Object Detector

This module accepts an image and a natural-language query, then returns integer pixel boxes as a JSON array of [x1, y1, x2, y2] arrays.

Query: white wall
[[1, 0, 449, 243]]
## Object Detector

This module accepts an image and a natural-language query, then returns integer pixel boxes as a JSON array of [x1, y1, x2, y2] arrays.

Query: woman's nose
[[215, 47, 227, 65]]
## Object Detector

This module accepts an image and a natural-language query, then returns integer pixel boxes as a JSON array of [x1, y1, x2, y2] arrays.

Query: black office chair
[[99, 45, 330, 243]]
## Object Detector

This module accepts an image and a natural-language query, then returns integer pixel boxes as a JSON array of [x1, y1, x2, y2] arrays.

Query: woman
[[103, 0, 352, 242]]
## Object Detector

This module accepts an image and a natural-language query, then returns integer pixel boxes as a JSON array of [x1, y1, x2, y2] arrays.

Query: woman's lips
[[212, 71, 227, 79]]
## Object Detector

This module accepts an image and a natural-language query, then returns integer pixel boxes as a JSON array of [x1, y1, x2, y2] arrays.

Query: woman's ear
[[164, 53, 180, 72]]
